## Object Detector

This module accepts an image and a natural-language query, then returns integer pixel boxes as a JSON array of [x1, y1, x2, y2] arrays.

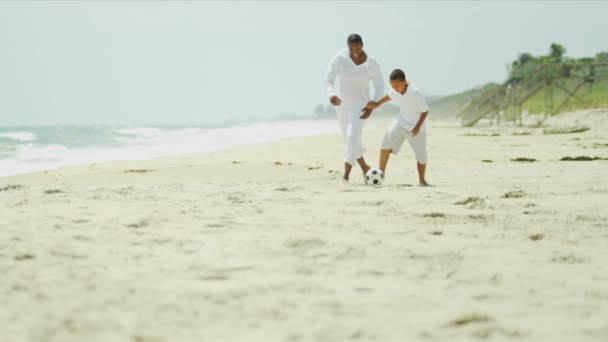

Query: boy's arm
[[411, 90, 430, 136], [359, 95, 390, 119], [367, 95, 391, 109], [411, 111, 428, 136]]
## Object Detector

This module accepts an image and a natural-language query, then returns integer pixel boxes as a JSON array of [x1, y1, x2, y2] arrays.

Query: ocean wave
[[2, 120, 339, 178], [15, 143, 69, 161], [114, 127, 165, 138], [0, 131, 36, 142]]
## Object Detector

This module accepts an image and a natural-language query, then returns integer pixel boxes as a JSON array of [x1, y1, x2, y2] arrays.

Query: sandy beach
[[1, 110, 607, 342]]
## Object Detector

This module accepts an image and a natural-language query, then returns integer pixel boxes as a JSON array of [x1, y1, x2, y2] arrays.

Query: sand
[[1, 110, 607, 342]]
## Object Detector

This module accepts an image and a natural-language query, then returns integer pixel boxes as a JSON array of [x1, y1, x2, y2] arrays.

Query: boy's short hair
[[390, 69, 406, 81], [347, 33, 363, 45]]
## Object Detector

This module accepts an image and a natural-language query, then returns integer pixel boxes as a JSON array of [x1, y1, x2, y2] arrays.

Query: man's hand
[[411, 126, 420, 137], [359, 107, 373, 120], [330, 95, 342, 106]]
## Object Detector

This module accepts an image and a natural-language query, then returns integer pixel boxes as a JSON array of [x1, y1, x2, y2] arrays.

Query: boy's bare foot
[[362, 164, 371, 175], [419, 180, 430, 186]]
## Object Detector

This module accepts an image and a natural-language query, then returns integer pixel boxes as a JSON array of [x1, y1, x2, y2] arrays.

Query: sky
[[0, 1, 607, 126]]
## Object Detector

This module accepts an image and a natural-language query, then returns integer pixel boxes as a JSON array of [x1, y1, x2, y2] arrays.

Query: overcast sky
[[1, 1, 607, 125]]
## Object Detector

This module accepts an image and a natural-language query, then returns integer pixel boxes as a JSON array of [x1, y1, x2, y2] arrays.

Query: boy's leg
[[379, 149, 392, 174], [380, 122, 406, 177], [407, 130, 429, 186], [417, 162, 428, 186]]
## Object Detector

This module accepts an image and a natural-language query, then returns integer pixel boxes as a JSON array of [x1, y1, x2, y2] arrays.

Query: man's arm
[[359, 59, 385, 119], [324, 56, 341, 106], [370, 60, 385, 102]]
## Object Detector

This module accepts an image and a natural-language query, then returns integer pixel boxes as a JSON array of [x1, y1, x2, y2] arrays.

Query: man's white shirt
[[324, 48, 384, 104]]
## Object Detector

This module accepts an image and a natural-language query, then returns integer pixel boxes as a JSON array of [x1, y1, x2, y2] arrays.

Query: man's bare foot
[[419, 180, 430, 186]]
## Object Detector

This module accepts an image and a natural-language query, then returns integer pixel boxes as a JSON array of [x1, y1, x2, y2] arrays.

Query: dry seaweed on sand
[[560, 156, 606, 161], [543, 126, 590, 135], [511, 157, 537, 162]]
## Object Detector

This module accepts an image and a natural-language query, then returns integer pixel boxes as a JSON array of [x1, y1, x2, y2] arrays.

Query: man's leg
[[356, 156, 371, 175], [343, 162, 353, 181], [344, 116, 367, 181], [336, 107, 352, 182]]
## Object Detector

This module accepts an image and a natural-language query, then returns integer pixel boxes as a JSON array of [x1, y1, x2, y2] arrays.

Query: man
[[324, 33, 384, 183]]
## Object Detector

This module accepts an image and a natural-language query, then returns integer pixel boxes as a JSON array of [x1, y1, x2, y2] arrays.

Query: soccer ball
[[365, 168, 384, 186]]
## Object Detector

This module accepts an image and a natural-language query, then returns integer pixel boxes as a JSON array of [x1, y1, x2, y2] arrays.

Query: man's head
[[390, 69, 408, 93], [347, 33, 364, 58]]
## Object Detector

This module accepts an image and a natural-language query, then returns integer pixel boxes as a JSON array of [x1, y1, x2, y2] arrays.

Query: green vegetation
[[428, 83, 500, 117], [427, 44, 608, 119]]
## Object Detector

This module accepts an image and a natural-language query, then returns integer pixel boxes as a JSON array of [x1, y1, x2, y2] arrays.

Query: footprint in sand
[[126, 219, 149, 228], [423, 212, 446, 218], [13, 253, 35, 261], [455, 196, 486, 208], [502, 190, 525, 198], [275, 186, 298, 192], [284, 237, 325, 249], [1, 184, 23, 192], [447, 313, 492, 327], [124, 169, 156, 173], [467, 214, 492, 220], [44, 189, 64, 194], [551, 254, 585, 264]]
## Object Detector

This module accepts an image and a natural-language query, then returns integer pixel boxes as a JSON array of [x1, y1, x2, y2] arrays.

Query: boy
[[363, 69, 430, 186]]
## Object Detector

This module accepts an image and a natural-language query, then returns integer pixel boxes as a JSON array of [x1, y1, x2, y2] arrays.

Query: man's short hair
[[347, 33, 363, 45], [390, 69, 406, 81]]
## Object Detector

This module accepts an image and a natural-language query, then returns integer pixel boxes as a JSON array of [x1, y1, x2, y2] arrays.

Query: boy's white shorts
[[381, 121, 428, 164]]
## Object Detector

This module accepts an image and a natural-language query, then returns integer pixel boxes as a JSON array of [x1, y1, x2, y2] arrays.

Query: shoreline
[[1, 111, 607, 341]]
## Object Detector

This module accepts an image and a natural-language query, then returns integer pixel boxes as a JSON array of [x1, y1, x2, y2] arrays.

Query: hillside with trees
[[428, 44, 608, 119]]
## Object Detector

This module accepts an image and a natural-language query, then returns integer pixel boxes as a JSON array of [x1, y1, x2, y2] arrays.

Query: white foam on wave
[[0, 120, 338, 178], [0, 131, 36, 142]]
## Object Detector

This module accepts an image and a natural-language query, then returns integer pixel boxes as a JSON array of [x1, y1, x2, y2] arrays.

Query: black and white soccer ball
[[365, 168, 384, 186]]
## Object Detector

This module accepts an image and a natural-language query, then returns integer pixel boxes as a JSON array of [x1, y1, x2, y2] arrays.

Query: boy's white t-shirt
[[388, 84, 429, 130]]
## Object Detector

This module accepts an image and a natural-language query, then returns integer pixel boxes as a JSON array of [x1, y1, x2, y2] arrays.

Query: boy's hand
[[359, 107, 373, 119], [330, 95, 342, 106], [366, 101, 379, 109], [411, 127, 420, 137]]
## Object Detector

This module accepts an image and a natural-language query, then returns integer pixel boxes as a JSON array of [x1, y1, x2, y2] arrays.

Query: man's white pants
[[336, 101, 367, 166]]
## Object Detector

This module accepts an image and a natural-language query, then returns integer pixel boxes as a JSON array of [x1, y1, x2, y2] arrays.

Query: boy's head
[[389, 69, 408, 92], [347, 33, 364, 58]]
